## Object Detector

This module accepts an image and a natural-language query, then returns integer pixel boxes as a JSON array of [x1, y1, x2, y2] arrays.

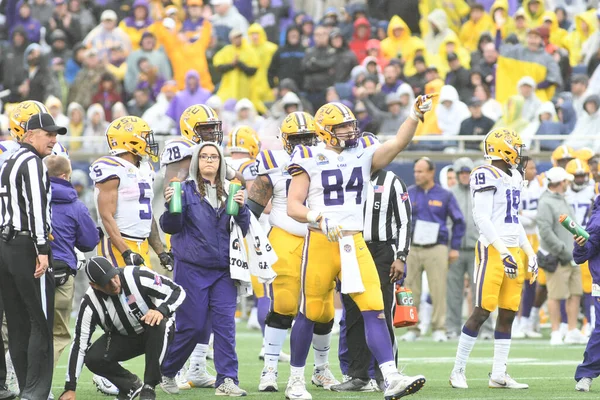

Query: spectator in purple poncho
[[166, 70, 213, 134], [11, 1, 42, 44]]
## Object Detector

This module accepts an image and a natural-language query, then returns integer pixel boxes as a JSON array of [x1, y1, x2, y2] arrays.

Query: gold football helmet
[[575, 147, 595, 163], [565, 159, 590, 191], [551, 145, 575, 168], [227, 126, 260, 159], [280, 112, 318, 155], [9, 100, 48, 141], [483, 128, 524, 168], [106, 116, 158, 161], [180, 104, 223, 145], [314, 102, 360, 148]]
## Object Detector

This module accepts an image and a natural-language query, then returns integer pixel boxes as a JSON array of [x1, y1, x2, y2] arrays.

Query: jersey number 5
[[321, 167, 363, 206], [505, 189, 520, 224], [138, 182, 152, 220]]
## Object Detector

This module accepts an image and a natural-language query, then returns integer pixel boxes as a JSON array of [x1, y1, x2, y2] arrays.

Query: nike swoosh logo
[[357, 153, 365, 158]]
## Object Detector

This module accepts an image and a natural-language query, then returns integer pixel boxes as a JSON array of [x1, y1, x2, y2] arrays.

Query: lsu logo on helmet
[[313, 102, 360, 149], [227, 126, 260, 159], [483, 128, 524, 168], [9, 100, 48, 141], [180, 104, 223, 145], [106, 116, 159, 161], [280, 111, 318, 154]]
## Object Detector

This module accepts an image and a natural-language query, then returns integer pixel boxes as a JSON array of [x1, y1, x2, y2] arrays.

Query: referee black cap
[[86, 256, 120, 287], [26, 113, 67, 135]]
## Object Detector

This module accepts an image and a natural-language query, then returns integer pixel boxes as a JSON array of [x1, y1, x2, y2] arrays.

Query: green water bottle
[[226, 179, 243, 216], [168, 179, 182, 215], [559, 214, 589, 241]]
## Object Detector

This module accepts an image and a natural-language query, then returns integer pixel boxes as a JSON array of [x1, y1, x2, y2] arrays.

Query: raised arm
[[371, 94, 434, 171]]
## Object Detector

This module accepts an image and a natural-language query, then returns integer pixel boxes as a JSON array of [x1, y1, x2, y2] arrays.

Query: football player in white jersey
[[513, 159, 544, 339], [450, 128, 538, 390], [285, 97, 434, 400], [247, 112, 339, 393], [565, 159, 596, 336]]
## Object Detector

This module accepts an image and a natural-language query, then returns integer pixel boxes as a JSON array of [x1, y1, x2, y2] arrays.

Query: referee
[[0, 112, 66, 400], [59, 257, 186, 400], [334, 164, 412, 391]]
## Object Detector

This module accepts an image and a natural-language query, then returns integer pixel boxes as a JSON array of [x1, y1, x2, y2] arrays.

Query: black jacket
[[301, 45, 336, 92], [459, 116, 495, 150], [1, 27, 29, 103], [28, 60, 56, 103], [332, 43, 357, 83], [445, 66, 472, 103], [268, 30, 305, 89]]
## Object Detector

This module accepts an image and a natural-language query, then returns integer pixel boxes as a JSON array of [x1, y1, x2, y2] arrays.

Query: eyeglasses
[[199, 154, 219, 162]]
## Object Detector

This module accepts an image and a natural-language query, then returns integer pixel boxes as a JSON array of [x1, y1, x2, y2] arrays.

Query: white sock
[[312, 333, 331, 368], [491, 339, 511, 380], [290, 365, 305, 377], [334, 308, 343, 327], [264, 326, 287, 370], [453, 330, 477, 372], [520, 316, 529, 330], [531, 307, 539, 320], [190, 343, 208, 370], [379, 361, 397, 380]]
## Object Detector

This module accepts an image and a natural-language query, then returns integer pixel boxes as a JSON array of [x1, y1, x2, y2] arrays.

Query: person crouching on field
[[573, 195, 600, 392], [160, 142, 250, 396]]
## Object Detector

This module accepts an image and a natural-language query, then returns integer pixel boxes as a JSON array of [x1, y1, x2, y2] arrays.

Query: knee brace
[[313, 319, 334, 335], [265, 311, 294, 330]]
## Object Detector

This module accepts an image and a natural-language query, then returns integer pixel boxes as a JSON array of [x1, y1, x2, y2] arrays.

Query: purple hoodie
[[123, 0, 153, 28], [11, 1, 42, 44], [480, 0, 518, 15], [49, 177, 99, 270], [166, 70, 213, 133]]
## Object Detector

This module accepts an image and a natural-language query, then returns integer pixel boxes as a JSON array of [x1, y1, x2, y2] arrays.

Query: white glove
[[307, 211, 343, 242], [409, 94, 435, 122]]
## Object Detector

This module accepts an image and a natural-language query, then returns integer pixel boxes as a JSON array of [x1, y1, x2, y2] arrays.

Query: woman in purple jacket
[[160, 142, 250, 396], [573, 196, 600, 392]]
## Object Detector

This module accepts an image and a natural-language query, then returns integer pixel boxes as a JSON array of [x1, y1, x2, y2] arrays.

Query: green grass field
[[51, 326, 593, 399]]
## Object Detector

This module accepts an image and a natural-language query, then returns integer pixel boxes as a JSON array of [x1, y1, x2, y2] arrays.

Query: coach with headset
[[0, 112, 67, 400]]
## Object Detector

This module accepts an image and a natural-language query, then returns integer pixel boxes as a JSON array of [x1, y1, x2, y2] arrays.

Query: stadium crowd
[[1, 0, 600, 400]]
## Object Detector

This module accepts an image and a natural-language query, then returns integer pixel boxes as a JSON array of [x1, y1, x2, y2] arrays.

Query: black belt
[[0, 226, 31, 241], [365, 239, 396, 246], [412, 243, 439, 249]]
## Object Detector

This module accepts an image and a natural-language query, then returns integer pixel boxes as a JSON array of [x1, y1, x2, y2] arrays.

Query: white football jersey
[[287, 137, 380, 231], [227, 156, 258, 181], [520, 176, 544, 235], [0, 140, 20, 166], [257, 149, 306, 237], [566, 184, 595, 227], [160, 137, 196, 167], [470, 164, 524, 247], [90, 156, 155, 239]]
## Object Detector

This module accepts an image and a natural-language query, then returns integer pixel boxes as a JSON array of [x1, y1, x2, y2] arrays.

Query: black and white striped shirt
[[0, 144, 51, 253], [363, 170, 412, 258], [65, 266, 186, 391]]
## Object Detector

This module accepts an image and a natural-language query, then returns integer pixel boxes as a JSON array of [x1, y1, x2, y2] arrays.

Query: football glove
[[307, 211, 343, 242], [502, 253, 518, 279], [122, 249, 145, 266], [410, 94, 436, 122], [159, 251, 174, 271], [528, 254, 538, 284]]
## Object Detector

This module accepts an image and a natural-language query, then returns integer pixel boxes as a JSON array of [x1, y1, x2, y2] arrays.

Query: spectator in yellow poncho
[[119, 0, 155, 51], [403, 40, 431, 78], [247, 23, 277, 114], [431, 31, 470, 79], [419, 0, 470, 34], [492, 94, 530, 135], [523, 0, 545, 28], [459, 4, 494, 53], [153, 17, 214, 92], [563, 9, 598, 66], [214, 30, 259, 108], [415, 77, 444, 136], [541, 11, 568, 46], [491, 0, 516, 41], [381, 16, 425, 74], [513, 8, 529, 43]]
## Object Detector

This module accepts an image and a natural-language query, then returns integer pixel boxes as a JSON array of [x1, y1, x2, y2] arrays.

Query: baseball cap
[[468, 97, 483, 107], [453, 157, 474, 173], [447, 52, 458, 62], [86, 256, 120, 287], [101, 10, 118, 22], [546, 167, 574, 183], [229, 28, 243, 40], [25, 113, 67, 135], [527, 27, 543, 37]]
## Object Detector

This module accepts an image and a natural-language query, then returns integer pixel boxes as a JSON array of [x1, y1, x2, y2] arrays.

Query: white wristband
[[491, 239, 510, 258], [306, 210, 321, 224]]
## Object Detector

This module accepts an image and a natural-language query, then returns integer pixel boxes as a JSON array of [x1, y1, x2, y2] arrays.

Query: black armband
[[36, 243, 51, 255], [247, 199, 266, 218]]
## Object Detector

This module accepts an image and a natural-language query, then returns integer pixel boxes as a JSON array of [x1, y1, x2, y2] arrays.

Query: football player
[[285, 98, 433, 400], [513, 159, 543, 339], [89, 116, 174, 395], [450, 128, 537, 390], [247, 112, 338, 392], [565, 159, 596, 337]]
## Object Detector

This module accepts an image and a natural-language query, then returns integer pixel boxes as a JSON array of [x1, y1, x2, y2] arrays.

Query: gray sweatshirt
[[537, 189, 574, 263], [451, 182, 479, 249]]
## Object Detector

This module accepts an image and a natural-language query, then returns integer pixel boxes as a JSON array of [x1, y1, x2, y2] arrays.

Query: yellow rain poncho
[[491, 0, 516, 41], [563, 9, 598, 66], [523, 0, 546, 28], [419, 0, 470, 34], [542, 11, 568, 47], [381, 16, 425, 74], [213, 39, 259, 107], [415, 78, 444, 137], [493, 95, 530, 135], [459, 9, 494, 52], [431, 32, 470, 79], [247, 23, 278, 114]]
